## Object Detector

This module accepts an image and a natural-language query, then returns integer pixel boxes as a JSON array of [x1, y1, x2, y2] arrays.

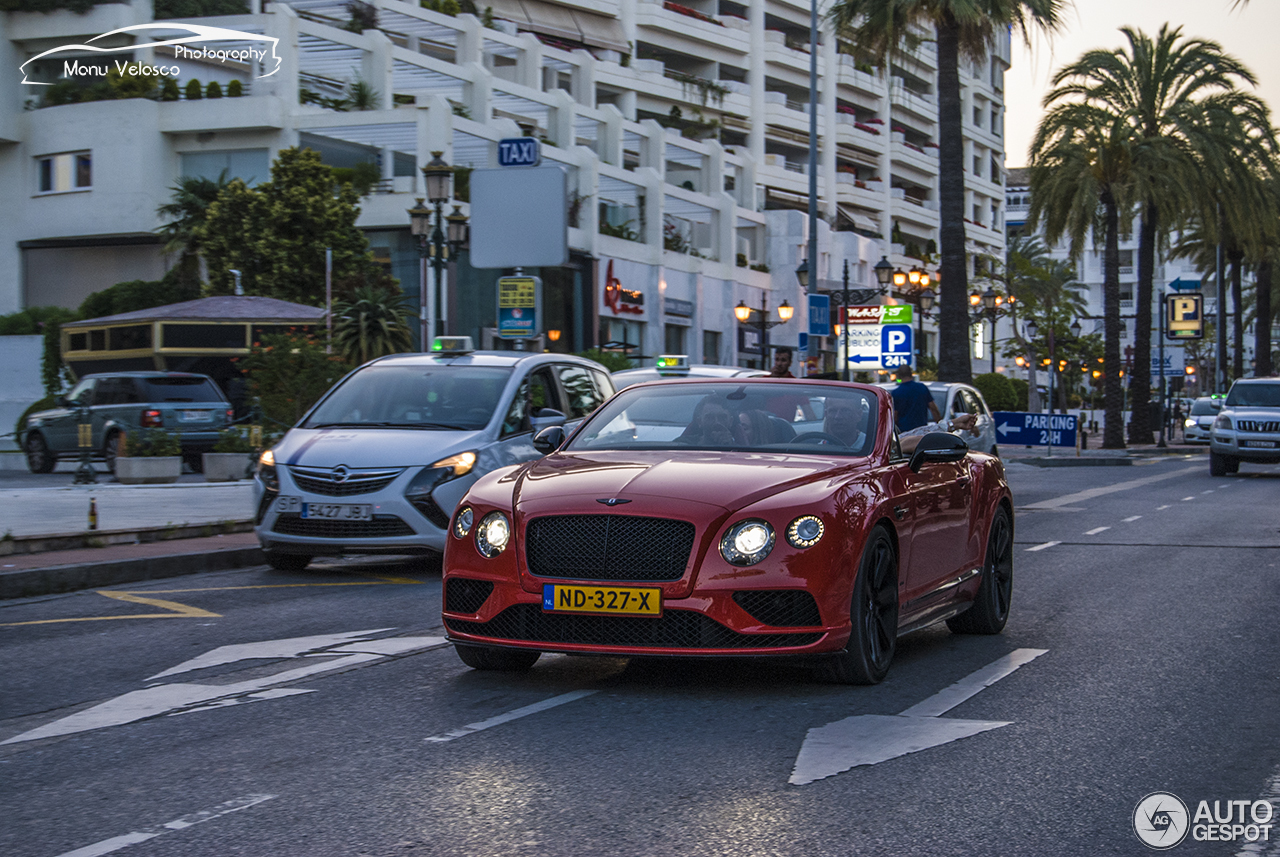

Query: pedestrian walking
[[889, 365, 941, 432]]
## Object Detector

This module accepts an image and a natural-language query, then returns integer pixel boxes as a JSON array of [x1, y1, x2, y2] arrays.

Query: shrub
[[237, 331, 354, 427], [972, 372, 1017, 412], [212, 427, 256, 453], [227, 79, 243, 97], [160, 78, 181, 101], [206, 81, 223, 99], [185, 79, 203, 100], [1008, 377, 1029, 411], [123, 429, 181, 457], [573, 349, 634, 373]]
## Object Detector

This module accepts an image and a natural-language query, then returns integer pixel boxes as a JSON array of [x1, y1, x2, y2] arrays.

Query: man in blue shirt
[[890, 365, 941, 432]]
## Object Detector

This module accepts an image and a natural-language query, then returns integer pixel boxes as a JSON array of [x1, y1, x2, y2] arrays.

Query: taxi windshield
[[568, 382, 878, 456], [304, 364, 512, 430]]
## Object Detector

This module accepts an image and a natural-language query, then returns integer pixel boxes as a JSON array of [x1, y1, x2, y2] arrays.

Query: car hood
[[273, 427, 488, 469], [1221, 406, 1280, 419], [510, 450, 859, 515]]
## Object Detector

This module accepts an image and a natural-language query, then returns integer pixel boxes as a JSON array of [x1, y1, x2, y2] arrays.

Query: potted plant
[[116, 429, 182, 484], [203, 427, 256, 482]]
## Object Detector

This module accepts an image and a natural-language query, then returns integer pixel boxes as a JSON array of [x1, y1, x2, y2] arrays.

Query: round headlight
[[453, 506, 474, 539], [476, 511, 511, 558], [786, 515, 824, 548], [720, 520, 775, 566]]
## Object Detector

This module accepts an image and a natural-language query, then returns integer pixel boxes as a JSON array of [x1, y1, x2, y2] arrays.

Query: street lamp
[[734, 295, 792, 370], [408, 151, 454, 351]]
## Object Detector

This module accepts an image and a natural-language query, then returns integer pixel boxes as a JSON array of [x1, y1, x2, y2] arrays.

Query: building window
[[972, 105, 982, 127], [703, 330, 721, 364], [36, 151, 91, 194], [664, 323, 686, 355]]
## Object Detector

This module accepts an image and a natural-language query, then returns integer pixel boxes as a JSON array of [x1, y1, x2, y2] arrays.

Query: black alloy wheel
[[454, 643, 541, 672], [948, 506, 1013, 635], [25, 432, 54, 474], [817, 525, 898, 685]]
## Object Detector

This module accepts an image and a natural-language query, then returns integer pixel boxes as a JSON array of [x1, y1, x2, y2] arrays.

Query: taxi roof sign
[[432, 336, 474, 355], [655, 355, 689, 374]]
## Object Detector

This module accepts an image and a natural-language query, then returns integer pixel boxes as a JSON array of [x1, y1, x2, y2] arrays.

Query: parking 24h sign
[[842, 305, 913, 370]]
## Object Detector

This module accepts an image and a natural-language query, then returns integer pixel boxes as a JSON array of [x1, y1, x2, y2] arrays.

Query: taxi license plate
[[180, 409, 212, 422], [301, 502, 372, 520], [1244, 440, 1277, 448], [542, 584, 661, 617]]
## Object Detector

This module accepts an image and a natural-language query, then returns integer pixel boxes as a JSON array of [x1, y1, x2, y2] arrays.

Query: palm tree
[[829, 0, 1063, 383], [1029, 104, 1135, 448], [1041, 25, 1270, 443], [156, 172, 231, 288], [332, 285, 414, 365]]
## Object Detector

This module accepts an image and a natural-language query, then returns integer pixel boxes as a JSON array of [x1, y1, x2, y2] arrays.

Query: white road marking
[[790, 649, 1047, 785], [147, 629, 395, 680], [1182, 496, 1195, 501], [1157, 505, 1172, 510], [53, 794, 275, 857], [425, 690, 598, 743], [1234, 766, 1280, 856], [1084, 526, 1111, 535], [1123, 516, 1142, 522], [1020, 466, 1200, 511], [1025, 541, 1061, 552], [1202, 489, 1215, 494]]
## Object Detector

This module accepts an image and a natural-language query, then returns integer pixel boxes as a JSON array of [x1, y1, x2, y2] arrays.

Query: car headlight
[[1214, 414, 1233, 430], [453, 506, 474, 538], [406, 450, 479, 503], [786, 515, 825, 549], [1184, 418, 1197, 428], [720, 520, 775, 566], [432, 451, 476, 477], [257, 447, 278, 491], [475, 511, 511, 557]]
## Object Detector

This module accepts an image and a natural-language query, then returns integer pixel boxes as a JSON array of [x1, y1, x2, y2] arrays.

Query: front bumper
[[1182, 424, 1211, 444], [1210, 432, 1280, 462]]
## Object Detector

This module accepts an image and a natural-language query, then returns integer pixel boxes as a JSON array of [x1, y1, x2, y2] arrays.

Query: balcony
[[159, 96, 286, 134]]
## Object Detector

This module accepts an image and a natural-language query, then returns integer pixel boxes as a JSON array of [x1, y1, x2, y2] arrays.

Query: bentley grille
[[525, 514, 696, 581]]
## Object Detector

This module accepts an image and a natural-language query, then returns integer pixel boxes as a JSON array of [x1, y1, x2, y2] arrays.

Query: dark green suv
[[23, 372, 232, 474]]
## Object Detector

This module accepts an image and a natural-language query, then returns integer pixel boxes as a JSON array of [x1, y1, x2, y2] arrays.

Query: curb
[[0, 520, 254, 557], [0, 544, 265, 599], [1012, 457, 1134, 468]]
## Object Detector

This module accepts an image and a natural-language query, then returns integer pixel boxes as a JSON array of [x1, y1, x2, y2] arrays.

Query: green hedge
[[972, 372, 1017, 412]]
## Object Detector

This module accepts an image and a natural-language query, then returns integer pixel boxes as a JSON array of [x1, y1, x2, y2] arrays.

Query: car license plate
[[1243, 440, 1277, 448], [301, 502, 372, 520], [542, 584, 661, 617], [180, 410, 213, 422]]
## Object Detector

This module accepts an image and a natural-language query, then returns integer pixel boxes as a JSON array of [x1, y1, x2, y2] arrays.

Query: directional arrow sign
[[790, 648, 1047, 785]]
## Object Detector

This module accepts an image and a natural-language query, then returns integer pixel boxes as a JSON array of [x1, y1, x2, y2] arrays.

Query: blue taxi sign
[[498, 138, 542, 167]]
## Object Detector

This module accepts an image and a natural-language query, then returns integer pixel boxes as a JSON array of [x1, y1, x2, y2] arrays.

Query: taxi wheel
[[264, 552, 311, 572], [1209, 450, 1236, 476], [817, 525, 898, 685], [948, 506, 1013, 635], [454, 643, 541, 672], [25, 433, 55, 474]]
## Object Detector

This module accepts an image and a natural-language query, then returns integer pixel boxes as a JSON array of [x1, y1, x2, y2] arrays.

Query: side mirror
[[529, 407, 567, 432], [1210, 399, 1222, 409], [533, 425, 566, 455], [55, 394, 70, 408], [908, 431, 969, 473]]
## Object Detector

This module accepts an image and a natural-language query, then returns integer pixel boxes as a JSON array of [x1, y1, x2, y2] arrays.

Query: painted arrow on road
[[790, 648, 1047, 785]]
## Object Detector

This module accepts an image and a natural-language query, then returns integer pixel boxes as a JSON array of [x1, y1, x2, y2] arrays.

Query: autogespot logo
[[20, 23, 281, 85], [1134, 792, 1190, 850]]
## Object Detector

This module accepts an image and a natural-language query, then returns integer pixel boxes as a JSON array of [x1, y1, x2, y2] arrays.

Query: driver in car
[[822, 398, 868, 448]]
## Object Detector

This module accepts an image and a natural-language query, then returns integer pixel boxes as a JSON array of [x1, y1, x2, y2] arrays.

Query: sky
[[1003, 0, 1280, 168]]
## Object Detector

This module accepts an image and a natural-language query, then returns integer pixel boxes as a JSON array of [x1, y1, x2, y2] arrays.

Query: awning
[[838, 205, 880, 234], [572, 10, 628, 52], [517, 0, 583, 44]]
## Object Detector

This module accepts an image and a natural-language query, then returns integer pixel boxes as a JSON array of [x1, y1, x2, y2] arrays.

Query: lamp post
[[734, 295, 793, 370], [408, 151, 454, 351]]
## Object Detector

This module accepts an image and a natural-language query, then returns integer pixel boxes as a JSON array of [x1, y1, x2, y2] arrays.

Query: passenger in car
[[899, 413, 979, 454], [676, 395, 742, 446]]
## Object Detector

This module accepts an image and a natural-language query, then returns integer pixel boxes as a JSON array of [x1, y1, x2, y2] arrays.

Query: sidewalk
[[1001, 439, 1209, 467]]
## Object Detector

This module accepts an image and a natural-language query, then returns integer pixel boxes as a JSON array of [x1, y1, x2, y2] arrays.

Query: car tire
[[947, 506, 1013, 635], [1209, 450, 1233, 477], [25, 432, 55, 474], [816, 525, 898, 685], [102, 431, 120, 474], [454, 643, 541, 672], [264, 552, 312, 572]]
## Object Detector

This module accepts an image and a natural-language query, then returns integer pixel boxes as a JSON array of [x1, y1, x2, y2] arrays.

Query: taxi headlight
[[432, 451, 476, 477], [476, 511, 511, 557], [1184, 418, 1197, 428], [720, 520, 775, 566], [786, 515, 825, 549], [453, 506, 474, 539], [257, 447, 278, 491]]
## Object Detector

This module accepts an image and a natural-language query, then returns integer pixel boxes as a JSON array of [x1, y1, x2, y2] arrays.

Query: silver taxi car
[[878, 381, 998, 455], [253, 339, 613, 570]]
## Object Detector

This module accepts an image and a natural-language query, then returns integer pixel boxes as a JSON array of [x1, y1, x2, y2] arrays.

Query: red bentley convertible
[[441, 378, 1013, 684]]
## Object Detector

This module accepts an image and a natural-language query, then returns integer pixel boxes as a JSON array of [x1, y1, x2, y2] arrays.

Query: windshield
[[1225, 382, 1280, 408], [1190, 399, 1218, 416], [568, 382, 879, 456], [303, 364, 513, 430]]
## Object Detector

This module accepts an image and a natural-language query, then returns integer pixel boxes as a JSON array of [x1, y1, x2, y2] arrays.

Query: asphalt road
[[1, 456, 1278, 857]]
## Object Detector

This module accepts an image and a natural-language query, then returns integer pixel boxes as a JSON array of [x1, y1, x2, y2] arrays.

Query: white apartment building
[[2, 0, 1008, 370]]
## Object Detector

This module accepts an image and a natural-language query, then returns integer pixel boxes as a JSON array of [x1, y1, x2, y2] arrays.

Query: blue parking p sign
[[880, 324, 913, 369]]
